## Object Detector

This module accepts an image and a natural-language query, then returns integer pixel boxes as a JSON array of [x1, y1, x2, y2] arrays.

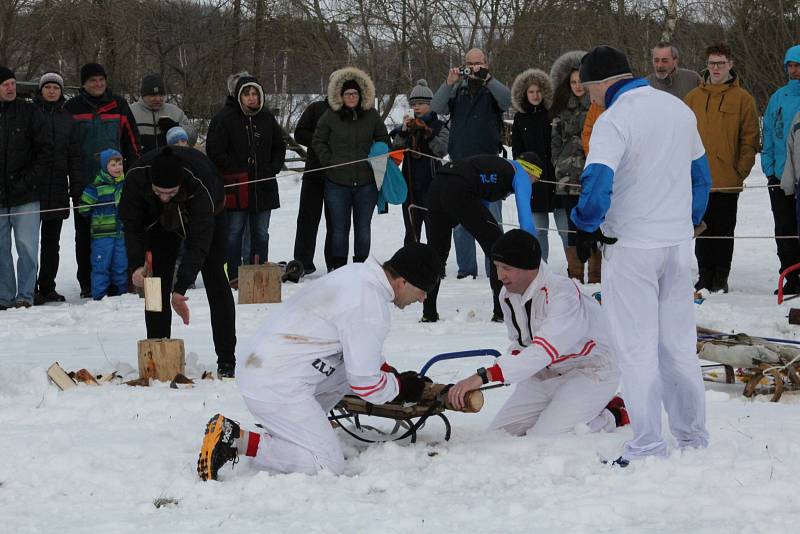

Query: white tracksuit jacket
[[491, 263, 617, 383], [236, 258, 400, 405]]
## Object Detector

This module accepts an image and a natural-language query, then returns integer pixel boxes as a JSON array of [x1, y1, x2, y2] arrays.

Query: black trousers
[[768, 176, 800, 280], [402, 186, 430, 246], [695, 192, 739, 276], [293, 177, 332, 272], [37, 218, 64, 294], [73, 207, 92, 292], [423, 177, 503, 319], [145, 211, 236, 367]]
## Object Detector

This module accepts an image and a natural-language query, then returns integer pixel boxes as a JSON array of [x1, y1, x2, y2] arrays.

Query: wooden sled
[[697, 326, 800, 402], [329, 349, 501, 443]]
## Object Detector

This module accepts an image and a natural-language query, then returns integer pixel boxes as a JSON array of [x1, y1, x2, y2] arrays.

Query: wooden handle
[[145, 250, 153, 277]]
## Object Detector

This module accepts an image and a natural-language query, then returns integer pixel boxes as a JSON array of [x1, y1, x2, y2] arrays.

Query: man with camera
[[431, 48, 511, 284]]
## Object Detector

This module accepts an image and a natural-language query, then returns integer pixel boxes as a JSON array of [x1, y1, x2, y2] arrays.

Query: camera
[[458, 66, 472, 79]]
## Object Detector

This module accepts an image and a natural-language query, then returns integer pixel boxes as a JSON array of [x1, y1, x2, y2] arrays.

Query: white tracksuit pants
[[601, 241, 709, 459], [243, 372, 350, 476], [489, 355, 619, 436]]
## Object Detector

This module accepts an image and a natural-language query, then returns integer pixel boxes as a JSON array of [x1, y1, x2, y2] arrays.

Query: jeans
[[0, 201, 40, 306], [454, 199, 503, 277], [324, 179, 378, 265], [534, 211, 570, 263], [227, 210, 271, 281]]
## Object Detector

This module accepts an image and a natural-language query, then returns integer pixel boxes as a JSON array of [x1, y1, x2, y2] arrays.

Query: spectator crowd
[[2, 40, 800, 315]]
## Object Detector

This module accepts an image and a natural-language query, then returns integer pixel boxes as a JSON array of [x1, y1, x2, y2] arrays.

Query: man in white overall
[[570, 45, 712, 465], [197, 243, 440, 480], [448, 229, 629, 436]]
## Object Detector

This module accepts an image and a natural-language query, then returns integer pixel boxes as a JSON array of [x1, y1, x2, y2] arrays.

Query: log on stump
[[238, 263, 282, 304], [137, 339, 185, 382]]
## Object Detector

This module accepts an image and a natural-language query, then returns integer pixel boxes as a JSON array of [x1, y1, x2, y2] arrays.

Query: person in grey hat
[[390, 79, 449, 245], [130, 73, 196, 154], [570, 45, 712, 466]]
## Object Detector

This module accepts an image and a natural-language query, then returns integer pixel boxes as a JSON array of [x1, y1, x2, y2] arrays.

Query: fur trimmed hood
[[549, 50, 586, 89], [327, 67, 376, 111], [511, 68, 553, 112]]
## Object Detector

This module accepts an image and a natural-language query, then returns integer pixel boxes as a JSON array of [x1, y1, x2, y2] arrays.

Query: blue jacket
[[431, 78, 511, 161], [762, 45, 800, 179]]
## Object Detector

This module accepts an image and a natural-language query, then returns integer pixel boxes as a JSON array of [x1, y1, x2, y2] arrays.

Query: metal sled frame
[[699, 332, 800, 402], [329, 349, 500, 443]]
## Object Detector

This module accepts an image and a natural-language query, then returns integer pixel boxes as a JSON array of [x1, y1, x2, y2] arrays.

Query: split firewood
[[47, 363, 76, 391], [71, 369, 99, 386], [170, 373, 195, 389]]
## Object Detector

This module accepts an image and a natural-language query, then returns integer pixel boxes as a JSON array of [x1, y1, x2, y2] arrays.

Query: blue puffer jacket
[[762, 45, 800, 179]]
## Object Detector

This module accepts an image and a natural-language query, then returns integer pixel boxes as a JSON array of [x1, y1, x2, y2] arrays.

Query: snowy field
[[2, 159, 800, 533]]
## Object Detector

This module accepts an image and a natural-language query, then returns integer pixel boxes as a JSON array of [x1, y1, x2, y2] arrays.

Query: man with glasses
[[120, 146, 237, 378], [684, 43, 759, 293], [431, 48, 511, 290]]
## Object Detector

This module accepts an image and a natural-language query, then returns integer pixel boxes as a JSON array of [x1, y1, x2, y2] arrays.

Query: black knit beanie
[[80, 63, 107, 85], [151, 147, 185, 188], [140, 73, 166, 96], [341, 79, 361, 95], [386, 243, 441, 293], [0, 66, 15, 85], [491, 229, 542, 270], [579, 45, 632, 85]]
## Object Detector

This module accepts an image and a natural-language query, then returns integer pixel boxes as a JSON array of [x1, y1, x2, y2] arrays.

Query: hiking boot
[[217, 363, 235, 379], [456, 273, 477, 280], [34, 293, 47, 306], [14, 300, 32, 309], [605, 396, 630, 427], [420, 313, 439, 323], [491, 312, 504, 323], [42, 291, 65, 303], [197, 414, 240, 481], [694, 268, 713, 292], [711, 268, 729, 293]]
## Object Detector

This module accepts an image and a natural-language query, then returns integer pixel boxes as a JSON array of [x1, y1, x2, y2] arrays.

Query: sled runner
[[697, 326, 800, 401], [329, 349, 501, 443]]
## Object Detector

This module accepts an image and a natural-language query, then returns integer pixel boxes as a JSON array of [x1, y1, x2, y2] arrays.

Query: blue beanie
[[166, 126, 189, 146], [100, 148, 123, 172]]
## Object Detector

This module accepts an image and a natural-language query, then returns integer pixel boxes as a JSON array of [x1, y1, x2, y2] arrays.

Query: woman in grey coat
[[312, 67, 389, 269]]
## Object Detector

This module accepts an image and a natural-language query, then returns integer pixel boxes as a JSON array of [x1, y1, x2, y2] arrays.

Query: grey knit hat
[[39, 71, 64, 91], [408, 79, 433, 104]]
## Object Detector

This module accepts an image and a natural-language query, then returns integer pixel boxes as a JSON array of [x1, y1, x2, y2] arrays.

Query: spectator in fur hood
[[206, 71, 286, 286], [511, 68, 556, 262], [312, 67, 389, 269]]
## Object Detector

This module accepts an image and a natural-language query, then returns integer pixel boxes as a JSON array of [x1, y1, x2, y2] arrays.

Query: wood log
[[238, 263, 282, 304], [47, 362, 76, 391], [421, 382, 484, 413], [137, 339, 185, 382]]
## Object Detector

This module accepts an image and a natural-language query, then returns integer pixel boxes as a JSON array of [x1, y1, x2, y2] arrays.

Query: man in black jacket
[[0, 67, 54, 309], [120, 146, 237, 377], [291, 98, 332, 274], [34, 71, 82, 304], [65, 62, 140, 297]]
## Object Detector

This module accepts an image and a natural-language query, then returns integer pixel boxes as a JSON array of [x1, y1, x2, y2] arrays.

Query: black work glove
[[575, 229, 617, 263], [157, 116, 179, 132], [392, 371, 433, 404]]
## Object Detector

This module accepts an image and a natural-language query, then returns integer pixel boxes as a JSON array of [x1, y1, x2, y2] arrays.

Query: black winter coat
[[206, 98, 286, 212], [0, 99, 54, 208], [120, 147, 225, 295], [34, 96, 82, 220], [294, 99, 329, 178], [512, 103, 556, 212], [312, 107, 389, 187]]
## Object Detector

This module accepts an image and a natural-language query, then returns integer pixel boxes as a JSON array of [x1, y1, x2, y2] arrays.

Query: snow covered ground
[[2, 161, 800, 533]]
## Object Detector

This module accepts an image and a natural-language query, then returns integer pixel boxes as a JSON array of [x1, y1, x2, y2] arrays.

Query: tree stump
[[137, 339, 185, 382], [238, 263, 282, 304]]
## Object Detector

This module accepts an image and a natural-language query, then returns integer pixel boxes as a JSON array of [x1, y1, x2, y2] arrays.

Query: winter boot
[[587, 249, 602, 284], [605, 396, 630, 427], [330, 257, 347, 271], [217, 363, 235, 379], [694, 268, 713, 292], [711, 268, 730, 293], [565, 246, 585, 283], [197, 414, 240, 481]]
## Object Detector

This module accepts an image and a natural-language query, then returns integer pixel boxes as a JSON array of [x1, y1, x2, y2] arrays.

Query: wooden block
[[238, 263, 282, 304], [144, 277, 163, 312], [137, 338, 185, 382], [47, 362, 76, 391]]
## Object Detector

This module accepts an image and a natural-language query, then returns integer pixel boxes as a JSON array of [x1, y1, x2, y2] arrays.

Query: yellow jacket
[[684, 72, 760, 192]]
